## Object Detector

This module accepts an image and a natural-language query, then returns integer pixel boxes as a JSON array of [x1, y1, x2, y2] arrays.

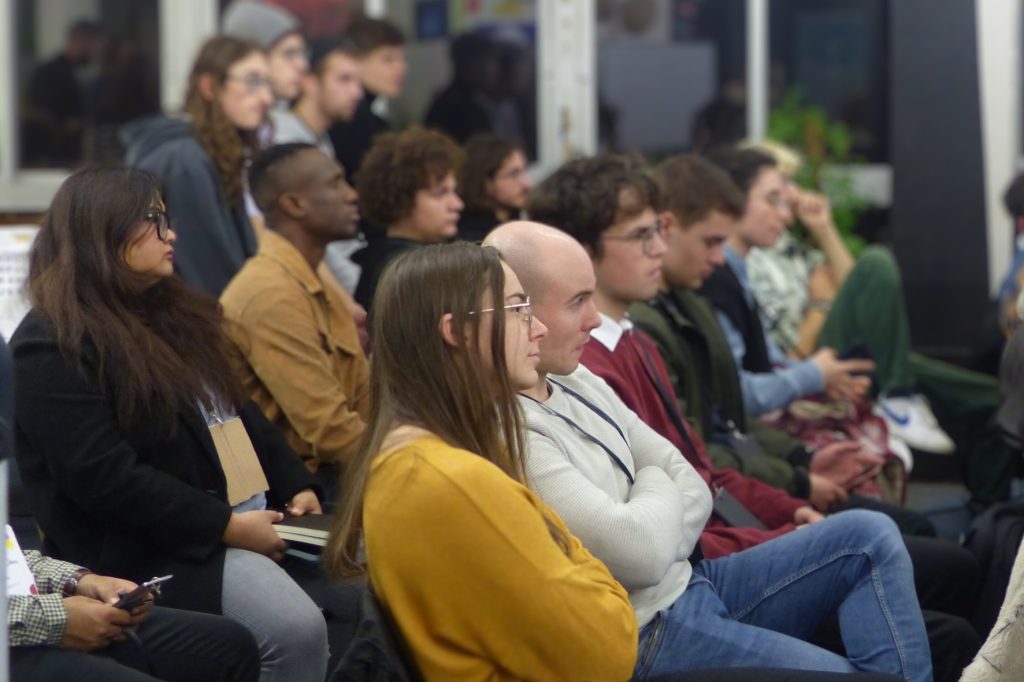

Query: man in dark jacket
[[630, 154, 880, 513]]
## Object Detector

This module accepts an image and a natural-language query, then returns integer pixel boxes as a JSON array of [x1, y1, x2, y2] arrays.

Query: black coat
[[11, 310, 317, 614]]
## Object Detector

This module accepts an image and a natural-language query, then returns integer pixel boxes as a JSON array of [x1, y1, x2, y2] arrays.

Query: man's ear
[[660, 210, 679, 231], [279, 191, 306, 220], [197, 73, 218, 102]]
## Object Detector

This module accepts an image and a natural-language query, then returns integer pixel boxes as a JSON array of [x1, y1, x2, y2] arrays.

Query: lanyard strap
[[624, 332, 702, 460], [523, 383, 635, 485]]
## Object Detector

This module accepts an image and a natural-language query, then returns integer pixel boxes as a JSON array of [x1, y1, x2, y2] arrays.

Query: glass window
[[596, 0, 747, 158], [768, 0, 889, 162], [16, 0, 161, 169]]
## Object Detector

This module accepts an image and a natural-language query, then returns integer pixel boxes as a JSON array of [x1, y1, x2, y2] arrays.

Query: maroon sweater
[[580, 327, 803, 558]]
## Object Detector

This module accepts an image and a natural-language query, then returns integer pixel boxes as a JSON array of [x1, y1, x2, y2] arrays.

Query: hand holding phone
[[112, 575, 173, 611]]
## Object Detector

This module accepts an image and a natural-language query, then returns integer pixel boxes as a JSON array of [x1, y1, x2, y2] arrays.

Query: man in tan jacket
[[221, 143, 370, 503]]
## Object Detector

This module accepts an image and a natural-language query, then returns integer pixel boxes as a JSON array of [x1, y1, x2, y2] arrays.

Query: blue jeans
[[634, 510, 932, 682]]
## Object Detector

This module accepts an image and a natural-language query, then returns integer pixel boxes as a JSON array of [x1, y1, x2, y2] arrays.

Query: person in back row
[[221, 144, 370, 504], [485, 222, 931, 681], [221, 0, 308, 103], [352, 127, 464, 312], [327, 17, 406, 183], [456, 133, 532, 243], [325, 243, 638, 680], [11, 167, 328, 682], [270, 39, 362, 158], [123, 36, 272, 296]]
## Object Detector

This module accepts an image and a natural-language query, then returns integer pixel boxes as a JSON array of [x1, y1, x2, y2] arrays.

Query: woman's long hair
[[27, 167, 245, 434], [325, 242, 565, 577], [183, 36, 261, 203]]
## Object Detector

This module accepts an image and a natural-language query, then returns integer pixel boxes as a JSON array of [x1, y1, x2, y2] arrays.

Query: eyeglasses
[[471, 297, 533, 328], [275, 46, 310, 63], [144, 209, 170, 242], [601, 221, 664, 256], [225, 73, 274, 93]]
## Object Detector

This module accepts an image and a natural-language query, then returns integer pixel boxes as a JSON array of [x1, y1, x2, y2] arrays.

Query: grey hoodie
[[122, 116, 257, 297]]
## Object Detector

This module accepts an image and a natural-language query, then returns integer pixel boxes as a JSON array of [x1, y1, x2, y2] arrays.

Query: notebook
[[273, 513, 332, 547]]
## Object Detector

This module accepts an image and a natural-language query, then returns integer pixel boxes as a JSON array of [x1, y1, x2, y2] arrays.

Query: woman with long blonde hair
[[326, 242, 638, 680]]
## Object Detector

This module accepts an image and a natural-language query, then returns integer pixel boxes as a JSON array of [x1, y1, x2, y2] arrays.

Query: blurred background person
[[123, 36, 274, 296], [456, 133, 532, 243]]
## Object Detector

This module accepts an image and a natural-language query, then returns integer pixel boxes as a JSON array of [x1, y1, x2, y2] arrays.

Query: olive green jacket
[[631, 288, 812, 498]]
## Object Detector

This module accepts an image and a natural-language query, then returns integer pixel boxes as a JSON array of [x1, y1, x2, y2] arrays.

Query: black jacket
[[329, 93, 390, 184], [698, 264, 773, 374], [122, 116, 257, 297], [11, 310, 316, 614], [352, 238, 423, 312]]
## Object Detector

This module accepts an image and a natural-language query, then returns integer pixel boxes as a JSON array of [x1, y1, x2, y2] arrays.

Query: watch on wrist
[[62, 568, 92, 597]]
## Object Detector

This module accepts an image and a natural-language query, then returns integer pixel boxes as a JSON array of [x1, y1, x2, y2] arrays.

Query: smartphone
[[113, 574, 173, 610]]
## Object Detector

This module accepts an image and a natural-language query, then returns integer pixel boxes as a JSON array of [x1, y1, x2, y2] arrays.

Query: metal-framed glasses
[[471, 297, 533, 328], [225, 73, 274, 94], [601, 220, 664, 256], [144, 209, 170, 243]]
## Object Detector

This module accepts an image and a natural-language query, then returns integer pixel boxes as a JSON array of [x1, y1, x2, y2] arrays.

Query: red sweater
[[580, 328, 802, 558]]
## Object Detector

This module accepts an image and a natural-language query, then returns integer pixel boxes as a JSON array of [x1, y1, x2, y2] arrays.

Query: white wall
[[976, 0, 1021, 294]]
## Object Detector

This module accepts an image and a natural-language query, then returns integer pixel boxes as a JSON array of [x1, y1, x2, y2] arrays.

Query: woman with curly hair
[[123, 36, 274, 296], [352, 126, 464, 311]]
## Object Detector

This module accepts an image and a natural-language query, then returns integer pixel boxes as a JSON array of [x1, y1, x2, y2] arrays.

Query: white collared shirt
[[590, 313, 634, 352]]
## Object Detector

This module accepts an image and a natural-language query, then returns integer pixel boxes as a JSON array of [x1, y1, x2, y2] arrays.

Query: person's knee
[[830, 509, 906, 558], [268, 597, 329, 662], [857, 245, 901, 286]]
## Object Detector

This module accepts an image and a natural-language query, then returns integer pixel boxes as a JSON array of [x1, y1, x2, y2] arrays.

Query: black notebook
[[273, 513, 331, 547]]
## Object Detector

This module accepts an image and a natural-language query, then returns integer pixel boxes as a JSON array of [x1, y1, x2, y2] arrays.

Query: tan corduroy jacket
[[221, 230, 370, 472]]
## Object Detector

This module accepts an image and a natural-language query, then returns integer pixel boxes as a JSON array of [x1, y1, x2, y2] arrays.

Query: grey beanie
[[222, 1, 301, 50]]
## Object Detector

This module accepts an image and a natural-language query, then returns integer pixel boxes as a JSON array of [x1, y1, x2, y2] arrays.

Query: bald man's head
[[484, 221, 585, 302], [485, 220, 601, 376]]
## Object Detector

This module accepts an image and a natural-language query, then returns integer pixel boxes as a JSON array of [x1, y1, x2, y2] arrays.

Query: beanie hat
[[222, 1, 300, 50]]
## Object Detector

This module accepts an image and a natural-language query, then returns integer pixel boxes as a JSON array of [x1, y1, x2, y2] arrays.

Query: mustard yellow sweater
[[364, 435, 638, 681]]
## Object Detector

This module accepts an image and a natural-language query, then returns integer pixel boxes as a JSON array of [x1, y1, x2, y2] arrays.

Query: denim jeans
[[634, 510, 932, 682], [222, 548, 329, 682]]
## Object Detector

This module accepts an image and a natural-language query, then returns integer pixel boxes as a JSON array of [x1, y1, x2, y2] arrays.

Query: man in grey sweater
[[485, 221, 931, 681]]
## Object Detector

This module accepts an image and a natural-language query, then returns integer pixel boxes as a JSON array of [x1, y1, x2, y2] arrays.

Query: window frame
[[0, 0, 217, 212]]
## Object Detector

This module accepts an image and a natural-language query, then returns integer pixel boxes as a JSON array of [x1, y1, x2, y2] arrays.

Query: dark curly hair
[[356, 127, 464, 229], [527, 153, 658, 257], [457, 134, 523, 214], [183, 36, 262, 203]]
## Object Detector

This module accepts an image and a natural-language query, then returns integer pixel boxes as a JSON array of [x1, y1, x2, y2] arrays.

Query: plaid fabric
[[9, 550, 84, 647]]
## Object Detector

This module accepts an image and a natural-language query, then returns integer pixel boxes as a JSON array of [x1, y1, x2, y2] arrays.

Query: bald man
[[221, 143, 370, 501], [487, 221, 818, 558], [485, 221, 942, 678], [488, 220, 979, 682]]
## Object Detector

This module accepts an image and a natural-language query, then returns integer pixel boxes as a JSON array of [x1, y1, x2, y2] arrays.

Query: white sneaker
[[874, 393, 956, 455]]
